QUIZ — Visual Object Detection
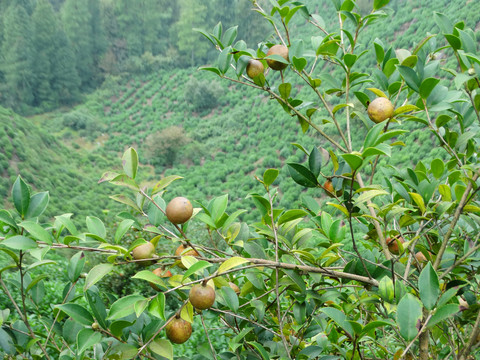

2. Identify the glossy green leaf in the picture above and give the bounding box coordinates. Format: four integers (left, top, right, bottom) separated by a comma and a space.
182, 260, 213, 281
0, 210, 17, 228
109, 194, 142, 213
284, 269, 306, 293
263, 169, 279, 187
366, 87, 388, 98
12, 176, 30, 218
427, 304, 459, 328
122, 147, 138, 179
278, 209, 308, 225
418, 262, 440, 310
398, 66, 420, 92
152, 175, 183, 195
393, 104, 419, 116
86, 217, 106, 238
149, 339, 173, 360
1, 235, 37, 250
247, 341, 269, 360
84, 264, 114, 291
287, 163, 319, 188
364, 122, 385, 148
86, 288, 108, 330
25, 192, 49, 219
19, 221, 52, 245
114, 219, 135, 244
420, 77, 440, 99
218, 46, 233, 74
56, 304, 94, 326
67, 251, 85, 282
279, 83, 292, 100
307, 147, 322, 178
355, 189, 388, 205
320, 307, 354, 337
77, 328, 102, 354
292, 56, 307, 72
149, 293, 166, 320
341, 153, 363, 171
107, 294, 145, 321
409, 192, 426, 214
373, 0, 390, 10
221, 285, 239, 312
218, 257, 249, 274
430, 159, 445, 179
396, 293, 422, 341
223, 26, 237, 47
54, 214, 78, 236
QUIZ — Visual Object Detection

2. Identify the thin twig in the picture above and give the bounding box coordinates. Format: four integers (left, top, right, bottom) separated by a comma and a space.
200, 313, 218, 360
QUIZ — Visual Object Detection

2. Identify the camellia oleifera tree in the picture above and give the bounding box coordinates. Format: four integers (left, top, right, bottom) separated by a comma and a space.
1, 0, 480, 359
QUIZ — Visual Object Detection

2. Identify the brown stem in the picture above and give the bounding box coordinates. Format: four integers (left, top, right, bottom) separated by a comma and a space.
459, 308, 480, 360
200, 313, 218, 360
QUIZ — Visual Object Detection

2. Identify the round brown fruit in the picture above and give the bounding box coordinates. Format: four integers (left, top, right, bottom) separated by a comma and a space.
166, 197, 193, 224
386, 236, 404, 255
166, 317, 192, 344
266, 44, 289, 71
189, 283, 216, 310
415, 251, 427, 263
149, 267, 172, 291
367, 97, 394, 123
132, 242, 155, 265
175, 244, 200, 269
228, 282, 240, 295
246, 59, 264, 79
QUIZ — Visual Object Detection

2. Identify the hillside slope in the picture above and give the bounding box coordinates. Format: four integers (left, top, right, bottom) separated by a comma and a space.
0, 106, 118, 222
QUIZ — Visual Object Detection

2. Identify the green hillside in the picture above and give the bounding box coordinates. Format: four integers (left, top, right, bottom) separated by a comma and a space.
0, 106, 119, 222
1, 0, 480, 222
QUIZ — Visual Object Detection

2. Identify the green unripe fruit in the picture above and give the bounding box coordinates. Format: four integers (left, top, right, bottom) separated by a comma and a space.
132, 242, 155, 265
166, 317, 192, 344
189, 283, 216, 310
166, 197, 193, 224
367, 97, 394, 123
266, 45, 289, 71
246, 59, 264, 79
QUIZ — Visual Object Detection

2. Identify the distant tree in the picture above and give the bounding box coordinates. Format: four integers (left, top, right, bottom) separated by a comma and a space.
61, 0, 95, 90
31, 0, 58, 108
144, 126, 190, 167
0, 5, 35, 110
51, 29, 81, 105
170, 0, 208, 67
88, 0, 107, 78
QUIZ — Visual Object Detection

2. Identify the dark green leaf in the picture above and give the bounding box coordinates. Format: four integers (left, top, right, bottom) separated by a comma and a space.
420, 78, 440, 99
56, 304, 94, 326
1, 235, 37, 250
396, 293, 422, 341
373, 0, 390, 10
292, 56, 307, 72
86, 288, 108, 330
308, 147, 322, 177
418, 262, 440, 310
278, 209, 307, 225
67, 251, 85, 282
218, 46, 233, 74
77, 328, 102, 354
0, 210, 16, 229
25, 192, 49, 219
279, 83, 292, 100
427, 304, 459, 328
263, 169, 279, 187
114, 219, 134, 244
84, 264, 114, 291
341, 153, 363, 171
222, 26, 237, 47
221, 286, 239, 312
86, 217, 106, 239
19, 221, 52, 245
320, 307, 354, 337
122, 147, 138, 179
12, 176, 30, 218
107, 295, 145, 321
398, 66, 420, 92
287, 163, 319, 188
